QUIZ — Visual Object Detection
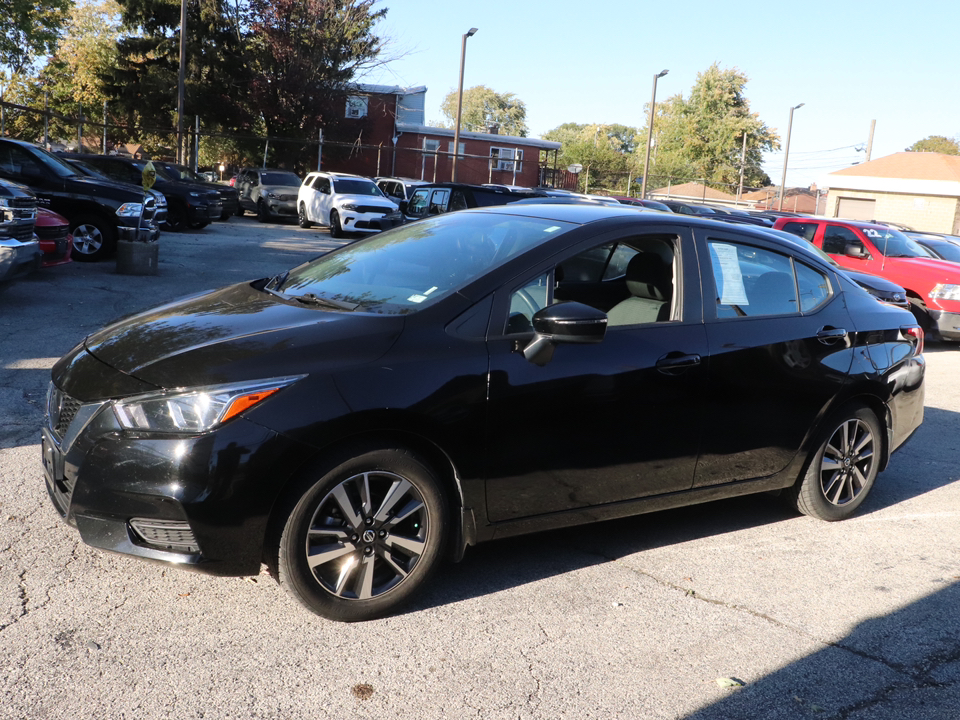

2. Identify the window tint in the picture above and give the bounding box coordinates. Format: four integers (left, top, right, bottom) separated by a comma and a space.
822, 225, 863, 255
604, 244, 638, 280
429, 189, 449, 213
709, 241, 799, 318
795, 262, 832, 312
506, 272, 551, 333
781, 222, 818, 242
333, 178, 383, 196
450, 191, 468, 211
408, 189, 429, 214
561, 244, 614, 282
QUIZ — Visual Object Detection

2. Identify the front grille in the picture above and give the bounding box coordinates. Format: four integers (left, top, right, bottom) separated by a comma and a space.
35, 224, 69, 242
129, 518, 199, 554
48, 386, 82, 439
9, 221, 35, 241
355, 206, 390, 215
8, 196, 37, 210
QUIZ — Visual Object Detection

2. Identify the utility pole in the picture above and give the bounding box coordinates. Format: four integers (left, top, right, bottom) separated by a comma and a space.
737, 132, 748, 202
865, 119, 876, 163
177, 0, 187, 164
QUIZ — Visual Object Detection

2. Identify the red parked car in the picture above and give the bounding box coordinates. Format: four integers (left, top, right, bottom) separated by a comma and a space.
774, 217, 960, 341
35, 208, 73, 267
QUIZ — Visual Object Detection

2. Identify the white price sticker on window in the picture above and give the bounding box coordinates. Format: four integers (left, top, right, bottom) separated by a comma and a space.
713, 244, 749, 306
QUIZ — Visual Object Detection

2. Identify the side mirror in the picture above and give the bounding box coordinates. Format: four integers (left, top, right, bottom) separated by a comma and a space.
845, 243, 866, 258
522, 302, 607, 366
398, 200, 408, 214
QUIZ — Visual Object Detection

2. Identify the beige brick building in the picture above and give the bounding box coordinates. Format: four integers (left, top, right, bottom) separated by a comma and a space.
822, 152, 960, 233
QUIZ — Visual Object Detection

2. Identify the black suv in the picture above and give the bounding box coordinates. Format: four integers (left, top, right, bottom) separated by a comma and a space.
151, 161, 238, 220
403, 183, 542, 221
60, 153, 223, 232
0, 139, 159, 261
0, 178, 41, 284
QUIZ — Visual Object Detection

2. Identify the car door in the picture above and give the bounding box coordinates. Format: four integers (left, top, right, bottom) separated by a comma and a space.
312, 176, 332, 223
692, 226, 854, 487
484, 224, 708, 522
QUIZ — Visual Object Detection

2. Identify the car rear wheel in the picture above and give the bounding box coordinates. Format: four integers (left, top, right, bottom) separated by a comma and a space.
69, 215, 113, 262
790, 404, 881, 521
234, 204, 245, 217
165, 204, 187, 232
277, 447, 448, 622
298, 203, 312, 229
329, 209, 342, 238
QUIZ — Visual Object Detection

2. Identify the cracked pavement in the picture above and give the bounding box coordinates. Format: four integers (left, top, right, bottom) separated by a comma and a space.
1, 217, 958, 719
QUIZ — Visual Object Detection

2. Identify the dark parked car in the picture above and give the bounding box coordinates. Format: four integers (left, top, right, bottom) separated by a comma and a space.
62, 157, 168, 229
153, 161, 239, 220
403, 182, 541, 221
0, 177, 41, 285
43, 205, 925, 622
59, 153, 222, 232
0, 139, 160, 261
909, 235, 960, 264
612, 196, 673, 212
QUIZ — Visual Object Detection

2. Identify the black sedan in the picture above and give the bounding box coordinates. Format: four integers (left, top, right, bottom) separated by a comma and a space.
42, 205, 926, 621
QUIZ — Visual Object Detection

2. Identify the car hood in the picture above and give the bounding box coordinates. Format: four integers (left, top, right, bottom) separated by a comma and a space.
261, 184, 302, 196
842, 268, 905, 294
335, 193, 398, 210
884, 256, 960, 279
78, 282, 404, 390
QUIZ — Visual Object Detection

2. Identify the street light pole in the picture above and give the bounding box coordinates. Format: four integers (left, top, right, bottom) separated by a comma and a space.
451, 27, 478, 183
177, 0, 187, 164
778, 102, 804, 211
640, 69, 668, 199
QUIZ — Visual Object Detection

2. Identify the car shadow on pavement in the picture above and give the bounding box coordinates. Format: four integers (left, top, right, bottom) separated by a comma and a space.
678, 579, 960, 720
411, 404, 960, 615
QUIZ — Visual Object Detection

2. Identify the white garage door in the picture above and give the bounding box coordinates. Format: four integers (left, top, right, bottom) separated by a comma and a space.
836, 197, 876, 221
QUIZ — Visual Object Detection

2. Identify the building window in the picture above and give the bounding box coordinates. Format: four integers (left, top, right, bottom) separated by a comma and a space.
345, 96, 368, 118
423, 138, 440, 155
491, 147, 523, 172
447, 141, 465, 158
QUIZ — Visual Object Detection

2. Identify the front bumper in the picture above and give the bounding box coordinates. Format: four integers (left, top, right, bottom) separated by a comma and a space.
342, 210, 402, 233
927, 309, 960, 341
264, 200, 297, 218
0, 238, 42, 282
42, 384, 313, 575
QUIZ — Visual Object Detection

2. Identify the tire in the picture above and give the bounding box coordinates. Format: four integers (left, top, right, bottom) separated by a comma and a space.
329, 209, 342, 238
257, 200, 269, 223
235, 203, 245, 217
298, 203, 312, 229
165, 204, 188, 232
69, 215, 114, 262
789, 404, 882, 521
908, 298, 933, 338
276, 446, 449, 622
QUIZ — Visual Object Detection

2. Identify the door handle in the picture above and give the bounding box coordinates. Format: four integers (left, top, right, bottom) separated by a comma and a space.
656, 352, 701, 375
816, 326, 847, 345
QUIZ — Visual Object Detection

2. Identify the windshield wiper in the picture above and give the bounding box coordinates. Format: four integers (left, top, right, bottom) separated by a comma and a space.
266, 270, 288, 290
289, 292, 358, 311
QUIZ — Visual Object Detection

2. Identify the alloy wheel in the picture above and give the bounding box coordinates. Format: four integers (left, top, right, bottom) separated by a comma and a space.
304, 470, 429, 600
819, 418, 876, 506
72, 224, 103, 256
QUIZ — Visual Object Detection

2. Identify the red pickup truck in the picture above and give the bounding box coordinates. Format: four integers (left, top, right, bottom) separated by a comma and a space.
774, 217, 960, 341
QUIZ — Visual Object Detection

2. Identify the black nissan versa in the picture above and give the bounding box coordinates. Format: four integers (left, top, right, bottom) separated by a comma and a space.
43, 204, 925, 621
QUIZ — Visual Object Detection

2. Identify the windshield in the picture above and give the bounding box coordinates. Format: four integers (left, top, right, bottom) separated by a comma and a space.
129, 161, 174, 181
31, 147, 81, 178
333, 178, 384, 196
261, 171, 301, 186
276, 212, 575, 314
160, 163, 199, 181
861, 227, 929, 258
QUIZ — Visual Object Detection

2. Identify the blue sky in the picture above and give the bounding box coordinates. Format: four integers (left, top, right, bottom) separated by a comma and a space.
366, 0, 959, 189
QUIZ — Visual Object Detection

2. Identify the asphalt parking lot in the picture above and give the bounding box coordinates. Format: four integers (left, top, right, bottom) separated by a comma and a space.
2, 216, 959, 719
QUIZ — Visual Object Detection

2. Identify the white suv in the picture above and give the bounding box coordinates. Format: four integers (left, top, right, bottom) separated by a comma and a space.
298, 172, 398, 237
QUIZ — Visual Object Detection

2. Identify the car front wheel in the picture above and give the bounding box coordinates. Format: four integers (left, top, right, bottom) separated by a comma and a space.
329, 209, 342, 238
298, 202, 311, 229
257, 200, 269, 223
790, 404, 881, 521
70, 215, 113, 262
277, 447, 448, 622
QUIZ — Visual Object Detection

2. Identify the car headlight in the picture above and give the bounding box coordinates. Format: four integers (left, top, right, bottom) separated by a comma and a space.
113, 375, 304, 433
189, 192, 201, 197
341, 203, 358, 211
929, 284, 960, 302
116, 203, 144, 218
155, 195, 167, 207
267, 192, 280, 200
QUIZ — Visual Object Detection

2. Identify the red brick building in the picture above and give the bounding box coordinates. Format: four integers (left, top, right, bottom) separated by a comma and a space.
324, 84, 561, 187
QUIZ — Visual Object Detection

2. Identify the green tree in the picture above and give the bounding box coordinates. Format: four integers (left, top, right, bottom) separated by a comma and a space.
641, 63, 778, 192
908, 135, 960, 154
0, 0, 72, 80
439, 85, 528, 137
542, 122, 640, 192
